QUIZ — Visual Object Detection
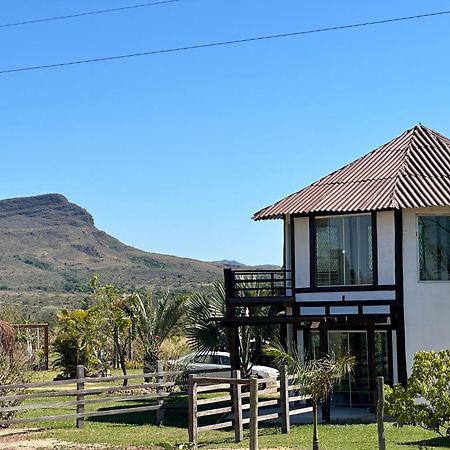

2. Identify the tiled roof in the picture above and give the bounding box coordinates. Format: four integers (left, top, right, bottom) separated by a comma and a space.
253, 124, 450, 220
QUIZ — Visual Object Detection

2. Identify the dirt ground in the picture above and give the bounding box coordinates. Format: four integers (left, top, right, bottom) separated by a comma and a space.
0, 429, 291, 450
0, 428, 162, 450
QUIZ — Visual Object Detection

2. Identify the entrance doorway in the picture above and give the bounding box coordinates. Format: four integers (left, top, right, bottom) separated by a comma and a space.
308, 329, 390, 407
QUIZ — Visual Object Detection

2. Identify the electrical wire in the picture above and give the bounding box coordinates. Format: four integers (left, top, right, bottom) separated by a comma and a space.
0, 0, 181, 29
1, 9, 449, 75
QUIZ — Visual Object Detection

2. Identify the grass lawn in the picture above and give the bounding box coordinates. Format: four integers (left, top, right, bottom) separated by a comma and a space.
13, 370, 450, 449
33, 421, 449, 449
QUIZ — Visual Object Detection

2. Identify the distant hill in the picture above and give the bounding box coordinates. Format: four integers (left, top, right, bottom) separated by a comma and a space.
0, 194, 230, 317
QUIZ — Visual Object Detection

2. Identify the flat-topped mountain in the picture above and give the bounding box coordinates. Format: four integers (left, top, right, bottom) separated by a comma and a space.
0, 194, 225, 315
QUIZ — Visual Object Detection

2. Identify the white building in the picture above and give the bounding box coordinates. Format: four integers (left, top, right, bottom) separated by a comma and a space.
223, 124, 450, 407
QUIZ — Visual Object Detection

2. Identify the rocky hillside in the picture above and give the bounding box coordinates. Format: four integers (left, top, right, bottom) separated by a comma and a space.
0, 194, 225, 316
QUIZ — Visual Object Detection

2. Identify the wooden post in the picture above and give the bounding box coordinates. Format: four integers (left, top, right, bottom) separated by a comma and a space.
367, 325, 377, 412
377, 376, 386, 450
43, 324, 49, 370
188, 374, 198, 449
232, 369, 243, 442
279, 364, 290, 433
76, 365, 85, 429
156, 360, 165, 425
249, 376, 259, 450
319, 326, 330, 423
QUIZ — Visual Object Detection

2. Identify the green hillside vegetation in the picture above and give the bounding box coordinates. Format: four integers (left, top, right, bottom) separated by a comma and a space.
0, 194, 225, 316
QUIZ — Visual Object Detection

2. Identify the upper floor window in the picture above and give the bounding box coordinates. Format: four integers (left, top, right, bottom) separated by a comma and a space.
418, 216, 450, 281
315, 214, 373, 286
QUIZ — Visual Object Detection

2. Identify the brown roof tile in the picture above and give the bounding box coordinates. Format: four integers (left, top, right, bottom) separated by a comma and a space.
253, 124, 450, 220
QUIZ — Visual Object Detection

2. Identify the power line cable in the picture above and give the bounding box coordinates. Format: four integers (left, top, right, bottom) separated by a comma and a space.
0, 0, 181, 29
1, 9, 449, 75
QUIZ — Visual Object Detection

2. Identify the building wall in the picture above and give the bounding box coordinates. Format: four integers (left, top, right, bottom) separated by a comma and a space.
377, 211, 396, 285
293, 216, 310, 288
402, 206, 450, 374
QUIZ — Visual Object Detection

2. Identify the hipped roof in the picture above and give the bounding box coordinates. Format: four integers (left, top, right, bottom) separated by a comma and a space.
253, 124, 450, 220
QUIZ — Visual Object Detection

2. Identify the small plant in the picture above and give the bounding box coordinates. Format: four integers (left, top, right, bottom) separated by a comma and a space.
0, 350, 32, 427
386, 350, 450, 437
265, 340, 354, 450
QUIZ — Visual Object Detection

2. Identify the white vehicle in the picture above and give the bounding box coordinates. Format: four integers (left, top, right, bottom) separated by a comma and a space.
173, 351, 279, 380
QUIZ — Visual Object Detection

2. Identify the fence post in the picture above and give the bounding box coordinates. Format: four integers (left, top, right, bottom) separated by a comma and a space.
188, 374, 198, 449
249, 376, 259, 450
377, 376, 386, 450
156, 360, 165, 425
279, 364, 290, 434
76, 364, 85, 429
232, 369, 243, 442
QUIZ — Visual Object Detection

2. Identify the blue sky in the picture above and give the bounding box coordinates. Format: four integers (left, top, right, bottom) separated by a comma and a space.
1, 1, 450, 265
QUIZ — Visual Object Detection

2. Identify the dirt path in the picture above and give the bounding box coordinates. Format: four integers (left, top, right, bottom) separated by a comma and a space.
0, 428, 164, 450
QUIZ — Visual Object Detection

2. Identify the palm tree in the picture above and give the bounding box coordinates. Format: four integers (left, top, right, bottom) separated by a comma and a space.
266, 340, 354, 450
134, 291, 186, 373
185, 281, 279, 378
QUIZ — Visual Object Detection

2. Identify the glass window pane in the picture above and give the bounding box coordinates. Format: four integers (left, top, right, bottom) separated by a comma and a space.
316, 214, 373, 286
418, 216, 450, 281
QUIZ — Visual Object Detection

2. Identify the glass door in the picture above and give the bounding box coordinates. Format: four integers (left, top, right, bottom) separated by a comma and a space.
328, 331, 369, 407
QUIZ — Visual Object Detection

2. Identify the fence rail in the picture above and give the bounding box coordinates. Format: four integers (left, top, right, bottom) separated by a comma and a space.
0, 364, 228, 428
224, 268, 294, 299
188, 366, 311, 449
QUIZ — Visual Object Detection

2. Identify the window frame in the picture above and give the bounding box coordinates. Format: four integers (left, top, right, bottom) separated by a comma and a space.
312, 212, 375, 288
416, 213, 450, 283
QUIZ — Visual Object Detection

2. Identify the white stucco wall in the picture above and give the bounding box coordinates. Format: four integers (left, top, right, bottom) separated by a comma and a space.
403, 206, 450, 374
294, 217, 310, 288
377, 211, 395, 285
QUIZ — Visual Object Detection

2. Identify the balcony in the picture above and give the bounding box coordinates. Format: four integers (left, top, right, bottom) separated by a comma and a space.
223, 268, 295, 307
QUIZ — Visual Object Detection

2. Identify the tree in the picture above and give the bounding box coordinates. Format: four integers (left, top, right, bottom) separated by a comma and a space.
0, 320, 16, 356
133, 291, 186, 373
185, 282, 279, 378
265, 340, 354, 450
90, 276, 137, 385
385, 350, 450, 437
52, 308, 100, 378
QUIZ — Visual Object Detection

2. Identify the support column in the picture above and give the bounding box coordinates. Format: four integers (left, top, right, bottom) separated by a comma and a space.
319, 326, 330, 423
367, 325, 377, 412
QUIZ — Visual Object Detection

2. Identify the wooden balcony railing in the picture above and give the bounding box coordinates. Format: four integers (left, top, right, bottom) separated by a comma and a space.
224, 268, 293, 299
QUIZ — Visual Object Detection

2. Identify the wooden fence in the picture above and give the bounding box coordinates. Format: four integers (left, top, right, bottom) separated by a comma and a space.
188, 366, 312, 449
0, 363, 227, 429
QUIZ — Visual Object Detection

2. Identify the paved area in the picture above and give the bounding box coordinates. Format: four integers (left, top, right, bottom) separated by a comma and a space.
290, 406, 376, 424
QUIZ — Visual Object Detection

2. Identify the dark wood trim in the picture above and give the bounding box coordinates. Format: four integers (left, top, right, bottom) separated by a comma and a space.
228, 297, 295, 307
394, 209, 408, 385
218, 315, 390, 326
372, 211, 379, 287
297, 299, 395, 308
295, 284, 396, 293
387, 329, 394, 385
367, 325, 377, 411
283, 216, 287, 270
290, 215, 296, 291
291, 208, 396, 218
309, 216, 316, 288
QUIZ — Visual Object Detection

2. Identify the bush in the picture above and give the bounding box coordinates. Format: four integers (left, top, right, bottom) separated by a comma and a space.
0, 352, 32, 427
386, 350, 450, 437
52, 309, 100, 378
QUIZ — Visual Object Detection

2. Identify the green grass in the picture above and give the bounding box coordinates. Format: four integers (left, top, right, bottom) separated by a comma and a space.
32, 421, 449, 449
15, 370, 450, 449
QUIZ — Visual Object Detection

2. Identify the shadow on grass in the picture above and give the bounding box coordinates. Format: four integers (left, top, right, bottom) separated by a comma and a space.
404, 437, 450, 448
87, 403, 189, 428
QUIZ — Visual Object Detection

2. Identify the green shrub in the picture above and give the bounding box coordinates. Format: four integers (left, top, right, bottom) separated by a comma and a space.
0, 352, 32, 427
386, 350, 450, 437
52, 309, 100, 378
